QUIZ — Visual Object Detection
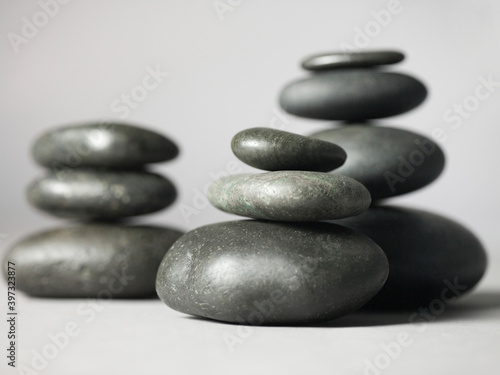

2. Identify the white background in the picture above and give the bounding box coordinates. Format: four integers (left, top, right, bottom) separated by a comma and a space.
1, 1, 499, 374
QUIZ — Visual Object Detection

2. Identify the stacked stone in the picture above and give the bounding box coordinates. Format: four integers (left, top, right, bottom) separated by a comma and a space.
156, 128, 391, 325
156, 50, 488, 325
280, 50, 487, 309
3, 123, 184, 298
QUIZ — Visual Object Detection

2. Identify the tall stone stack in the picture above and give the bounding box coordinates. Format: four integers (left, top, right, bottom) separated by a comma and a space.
156, 50, 487, 324
3, 122, 184, 298
281, 50, 487, 309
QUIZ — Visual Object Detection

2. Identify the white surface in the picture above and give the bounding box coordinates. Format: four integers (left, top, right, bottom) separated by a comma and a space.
1, 1, 500, 374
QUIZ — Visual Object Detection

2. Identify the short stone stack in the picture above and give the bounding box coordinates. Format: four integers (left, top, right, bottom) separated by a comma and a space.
281, 49, 487, 309
156, 128, 390, 325
3, 122, 184, 298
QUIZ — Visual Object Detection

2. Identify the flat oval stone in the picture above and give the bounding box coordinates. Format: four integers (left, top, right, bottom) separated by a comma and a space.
280, 70, 427, 120
302, 50, 405, 71
207, 171, 371, 221
33, 123, 179, 168
310, 126, 445, 200
335, 206, 487, 309
231, 127, 346, 172
27, 169, 176, 220
156, 220, 388, 325
3, 225, 184, 298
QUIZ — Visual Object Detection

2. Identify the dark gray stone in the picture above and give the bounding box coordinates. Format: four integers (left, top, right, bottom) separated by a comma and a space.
207, 171, 371, 221
279, 70, 427, 120
156, 220, 388, 325
231, 127, 346, 172
334, 206, 487, 309
3, 225, 184, 298
33, 123, 179, 168
310, 126, 445, 200
302, 50, 405, 71
27, 169, 176, 220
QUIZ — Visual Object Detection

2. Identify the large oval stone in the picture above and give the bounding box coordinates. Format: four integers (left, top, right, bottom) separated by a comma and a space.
33, 123, 179, 168
231, 127, 346, 172
301, 50, 404, 71
27, 169, 176, 219
335, 206, 487, 309
280, 71, 427, 120
310, 126, 445, 200
3, 225, 184, 298
156, 220, 388, 325
207, 171, 371, 221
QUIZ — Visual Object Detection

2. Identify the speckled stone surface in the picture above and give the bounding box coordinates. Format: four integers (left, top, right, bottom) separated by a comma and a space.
207, 171, 371, 221
3, 225, 184, 298
310, 126, 445, 200
279, 70, 427, 120
33, 123, 179, 168
231, 127, 346, 172
156, 220, 388, 325
27, 169, 176, 220
301, 50, 404, 71
334, 206, 487, 309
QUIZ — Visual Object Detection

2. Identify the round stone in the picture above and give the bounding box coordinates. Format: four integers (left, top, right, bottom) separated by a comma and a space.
301, 50, 405, 71
2, 225, 184, 298
334, 206, 487, 309
27, 169, 176, 220
279, 70, 427, 120
207, 171, 371, 221
32, 122, 179, 168
156, 220, 388, 325
310, 126, 445, 200
231, 127, 346, 172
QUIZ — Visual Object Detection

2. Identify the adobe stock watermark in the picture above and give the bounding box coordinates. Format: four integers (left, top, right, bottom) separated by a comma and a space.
339, 0, 403, 52
363, 277, 466, 375
384, 137, 437, 193
110, 64, 169, 119
432, 74, 500, 144
7, 0, 72, 54
17, 263, 135, 375
178, 159, 243, 224
223, 257, 319, 354
50, 63, 168, 180
213, 0, 244, 21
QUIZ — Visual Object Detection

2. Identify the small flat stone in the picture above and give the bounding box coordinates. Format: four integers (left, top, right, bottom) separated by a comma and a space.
27, 169, 176, 220
2, 225, 184, 298
156, 220, 388, 325
231, 127, 346, 172
301, 50, 404, 71
207, 171, 371, 221
335, 206, 487, 309
280, 70, 427, 120
33, 122, 179, 168
310, 126, 445, 200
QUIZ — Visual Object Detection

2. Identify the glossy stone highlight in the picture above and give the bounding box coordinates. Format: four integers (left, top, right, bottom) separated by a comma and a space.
335, 206, 487, 309
280, 70, 427, 120
3, 225, 184, 298
311, 126, 445, 200
207, 171, 371, 221
301, 50, 404, 71
231, 127, 346, 172
27, 169, 176, 220
156, 220, 388, 325
33, 123, 179, 168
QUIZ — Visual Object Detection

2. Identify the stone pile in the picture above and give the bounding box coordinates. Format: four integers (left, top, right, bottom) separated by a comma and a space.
156, 50, 487, 324
4, 123, 183, 298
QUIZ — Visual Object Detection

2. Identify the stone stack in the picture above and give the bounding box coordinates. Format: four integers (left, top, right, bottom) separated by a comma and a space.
156, 50, 487, 324
156, 127, 390, 325
3, 123, 184, 298
282, 50, 487, 309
